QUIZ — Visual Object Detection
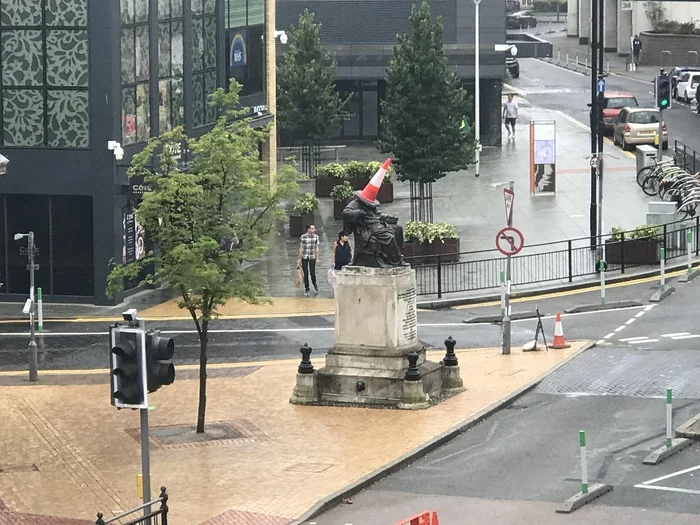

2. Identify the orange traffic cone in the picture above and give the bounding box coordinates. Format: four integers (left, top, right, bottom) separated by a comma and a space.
551, 312, 570, 349
355, 158, 391, 206
431, 511, 439, 525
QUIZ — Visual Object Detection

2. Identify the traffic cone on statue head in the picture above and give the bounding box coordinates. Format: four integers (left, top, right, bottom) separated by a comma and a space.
551, 312, 570, 349
355, 158, 391, 207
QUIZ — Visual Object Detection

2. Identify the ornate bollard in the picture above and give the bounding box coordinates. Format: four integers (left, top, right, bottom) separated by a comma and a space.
399, 351, 429, 409
443, 336, 458, 367
95, 513, 105, 525
290, 343, 319, 404
159, 486, 169, 524
404, 351, 422, 381
442, 335, 465, 395
298, 343, 315, 374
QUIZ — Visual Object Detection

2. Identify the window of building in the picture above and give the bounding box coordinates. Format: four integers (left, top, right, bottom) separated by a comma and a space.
192, 0, 218, 128
0, 0, 90, 148
225, 0, 264, 28
121, 0, 151, 145
334, 80, 379, 139
227, 25, 263, 96
158, 0, 185, 133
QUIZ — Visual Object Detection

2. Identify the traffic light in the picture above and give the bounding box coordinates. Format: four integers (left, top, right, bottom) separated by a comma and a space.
110, 326, 147, 408
656, 74, 671, 109
145, 330, 175, 393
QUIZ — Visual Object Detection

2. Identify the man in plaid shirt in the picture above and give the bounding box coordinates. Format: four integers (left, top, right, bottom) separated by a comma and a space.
298, 224, 320, 296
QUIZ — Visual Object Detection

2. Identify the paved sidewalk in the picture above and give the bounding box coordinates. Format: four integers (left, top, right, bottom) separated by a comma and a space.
0, 341, 589, 524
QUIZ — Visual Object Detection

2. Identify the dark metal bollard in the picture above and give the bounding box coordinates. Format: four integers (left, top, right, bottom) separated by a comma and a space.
405, 352, 421, 381
160, 486, 169, 524
95, 513, 105, 525
443, 336, 458, 367
298, 344, 314, 374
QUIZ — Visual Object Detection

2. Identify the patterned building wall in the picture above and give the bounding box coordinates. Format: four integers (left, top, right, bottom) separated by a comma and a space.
0, 0, 90, 148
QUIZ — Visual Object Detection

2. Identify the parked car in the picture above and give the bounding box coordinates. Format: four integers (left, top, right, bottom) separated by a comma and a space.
612, 107, 668, 151
676, 71, 700, 102
601, 91, 638, 133
506, 0, 521, 14
669, 67, 694, 98
506, 11, 537, 29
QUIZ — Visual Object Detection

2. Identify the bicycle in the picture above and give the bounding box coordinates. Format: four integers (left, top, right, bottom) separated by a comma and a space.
637, 156, 678, 188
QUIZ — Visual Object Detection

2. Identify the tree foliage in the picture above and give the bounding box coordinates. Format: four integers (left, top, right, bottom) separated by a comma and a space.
277, 10, 348, 143
107, 80, 299, 433
377, 2, 475, 185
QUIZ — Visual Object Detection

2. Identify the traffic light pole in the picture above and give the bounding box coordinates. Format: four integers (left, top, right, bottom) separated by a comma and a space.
140, 407, 152, 515
658, 107, 664, 162
589, 0, 599, 250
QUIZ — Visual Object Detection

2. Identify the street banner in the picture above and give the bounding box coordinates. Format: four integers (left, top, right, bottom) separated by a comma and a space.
529, 120, 557, 195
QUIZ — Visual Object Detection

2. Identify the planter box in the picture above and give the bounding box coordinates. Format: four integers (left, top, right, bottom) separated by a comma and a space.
605, 237, 660, 265
315, 177, 344, 198
289, 212, 315, 238
333, 199, 348, 220
348, 177, 394, 203
403, 238, 461, 266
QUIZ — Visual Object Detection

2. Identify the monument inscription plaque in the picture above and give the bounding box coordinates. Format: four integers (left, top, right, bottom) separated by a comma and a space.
397, 286, 417, 346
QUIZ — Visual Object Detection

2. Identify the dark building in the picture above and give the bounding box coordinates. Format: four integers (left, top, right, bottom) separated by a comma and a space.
0, 0, 272, 304
276, 0, 506, 145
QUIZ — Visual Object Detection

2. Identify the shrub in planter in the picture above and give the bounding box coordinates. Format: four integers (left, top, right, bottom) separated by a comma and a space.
344, 160, 394, 203
403, 221, 460, 265
315, 162, 346, 197
331, 181, 353, 220
290, 193, 319, 237
606, 224, 661, 265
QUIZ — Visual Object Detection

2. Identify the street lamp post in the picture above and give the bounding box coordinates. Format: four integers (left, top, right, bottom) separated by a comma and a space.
14, 231, 38, 381
474, 0, 481, 177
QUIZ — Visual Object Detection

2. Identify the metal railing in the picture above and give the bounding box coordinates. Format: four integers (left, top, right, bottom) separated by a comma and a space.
407, 218, 700, 298
96, 487, 168, 525
674, 140, 699, 175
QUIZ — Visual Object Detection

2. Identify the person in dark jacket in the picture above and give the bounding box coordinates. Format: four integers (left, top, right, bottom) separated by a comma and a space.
632, 34, 642, 67
331, 231, 352, 271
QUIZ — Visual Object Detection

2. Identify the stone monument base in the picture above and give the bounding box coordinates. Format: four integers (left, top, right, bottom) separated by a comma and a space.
314, 265, 463, 408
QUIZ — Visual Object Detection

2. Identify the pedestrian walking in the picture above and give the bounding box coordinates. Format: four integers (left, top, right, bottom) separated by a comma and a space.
298, 224, 319, 296
502, 94, 519, 139
632, 34, 642, 68
331, 231, 352, 271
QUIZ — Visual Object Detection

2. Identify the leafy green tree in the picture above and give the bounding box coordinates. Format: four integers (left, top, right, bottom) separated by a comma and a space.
377, 2, 475, 222
277, 9, 348, 175
107, 80, 299, 433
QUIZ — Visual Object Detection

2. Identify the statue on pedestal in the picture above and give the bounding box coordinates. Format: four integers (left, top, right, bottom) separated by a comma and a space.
342, 159, 409, 268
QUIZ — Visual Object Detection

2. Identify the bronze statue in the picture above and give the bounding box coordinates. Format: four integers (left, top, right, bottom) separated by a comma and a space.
342, 159, 408, 268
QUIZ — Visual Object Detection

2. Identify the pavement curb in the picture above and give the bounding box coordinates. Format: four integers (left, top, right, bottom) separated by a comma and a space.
564, 300, 643, 313
462, 310, 539, 324
676, 413, 700, 439
649, 286, 675, 303
417, 260, 700, 310
555, 483, 613, 513
289, 340, 597, 525
642, 438, 692, 465
678, 269, 700, 283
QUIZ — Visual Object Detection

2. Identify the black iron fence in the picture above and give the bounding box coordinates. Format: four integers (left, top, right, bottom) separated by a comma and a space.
674, 139, 700, 174
408, 218, 700, 298
96, 487, 168, 525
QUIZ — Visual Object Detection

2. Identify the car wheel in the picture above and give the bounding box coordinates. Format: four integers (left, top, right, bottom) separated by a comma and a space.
686, 90, 690, 103
662, 141, 669, 151
621, 136, 632, 151
613, 132, 619, 146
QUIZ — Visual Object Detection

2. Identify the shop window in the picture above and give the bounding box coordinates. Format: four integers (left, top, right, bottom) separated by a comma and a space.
362, 89, 378, 137
0, 0, 90, 148
227, 25, 263, 97
121, 0, 151, 144
193, 3, 219, 128
158, 0, 185, 133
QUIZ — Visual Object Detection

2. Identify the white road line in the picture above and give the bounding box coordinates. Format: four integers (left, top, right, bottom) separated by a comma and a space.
625, 318, 636, 325
635, 311, 646, 318
640, 464, 700, 485
596, 339, 605, 345
620, 336, 652, 341
626, 339, 659, 344
662, 332, 691, 337
634, 484, 700, 496
603, 333, 615, 339
645, 304, 657, 311
535, 59, 586, 76
671, 334, 700, 340
614, 326, 626, 332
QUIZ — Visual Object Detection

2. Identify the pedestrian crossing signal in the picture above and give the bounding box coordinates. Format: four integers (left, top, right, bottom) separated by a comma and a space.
656, 74, 671, 109
459, 115, 470, 134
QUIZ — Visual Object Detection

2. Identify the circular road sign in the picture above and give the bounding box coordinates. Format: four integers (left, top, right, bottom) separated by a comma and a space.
495, 227, 525, 256
590, 156, 599, 169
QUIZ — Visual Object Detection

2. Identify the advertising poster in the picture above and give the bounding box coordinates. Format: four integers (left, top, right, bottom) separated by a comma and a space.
229, 29, 247, 68
529, 121, 557, 194
122, 205, 136, 264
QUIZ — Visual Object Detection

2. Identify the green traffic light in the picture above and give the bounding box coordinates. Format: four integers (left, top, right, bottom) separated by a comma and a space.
661, 99, 669, 107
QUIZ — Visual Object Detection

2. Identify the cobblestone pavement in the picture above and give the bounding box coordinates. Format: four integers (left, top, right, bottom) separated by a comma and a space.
0, 342, 587, 524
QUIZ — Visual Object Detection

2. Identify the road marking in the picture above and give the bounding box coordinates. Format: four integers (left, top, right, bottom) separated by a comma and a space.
670, 334, 700, 340
614, 326, 626, 332
620, 336, 652, 341
625, 339, 659, 344
635, 311, 646, 318
625, 318, 636, 325
640, 464, 700, 485
634, 484, 700, 496
603, 332, 615, 339
661, 332, 690, 337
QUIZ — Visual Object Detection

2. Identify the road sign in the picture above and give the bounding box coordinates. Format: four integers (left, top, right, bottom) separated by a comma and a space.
503, 188, 514, 225
590, 156, 599, 169
597, 78, 606, 93
495, 227, 524, 256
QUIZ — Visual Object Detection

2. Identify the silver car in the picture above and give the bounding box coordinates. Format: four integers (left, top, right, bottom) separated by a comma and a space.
612, 107, 668, 151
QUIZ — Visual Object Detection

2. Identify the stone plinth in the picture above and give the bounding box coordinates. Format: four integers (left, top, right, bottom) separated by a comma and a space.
317, 266, 453, 407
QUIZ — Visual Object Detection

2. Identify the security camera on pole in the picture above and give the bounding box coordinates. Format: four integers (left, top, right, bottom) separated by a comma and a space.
109, 309, 175, 516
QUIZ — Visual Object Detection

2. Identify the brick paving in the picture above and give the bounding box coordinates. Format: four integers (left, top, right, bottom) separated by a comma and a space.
0, 511, 91, 525
0, 343, 588, 524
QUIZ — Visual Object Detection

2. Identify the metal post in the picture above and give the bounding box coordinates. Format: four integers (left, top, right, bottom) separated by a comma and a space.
599, 259, 606, 304
589, 0, 599, 250
140, 408, 152, 515
658, 107, 664, 162
474, 0, 481, 177
37, 287, 43, 332
28, 232, 38, 382
686, 229, 692, 273
580, 430, 588, 494
660, 247, 666, 292
566, 52, 569, 66
502, 180, 515, 356
500, 269, 505, 316
666, 388, 673, 449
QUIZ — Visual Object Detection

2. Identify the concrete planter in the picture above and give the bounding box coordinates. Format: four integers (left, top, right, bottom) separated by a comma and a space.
315, 177, 344, 198
289, 212, 315, 238
639, 32, 700, 66
403, 238, 461, 266
605, 238, 660, 265
332, 199, 348, 220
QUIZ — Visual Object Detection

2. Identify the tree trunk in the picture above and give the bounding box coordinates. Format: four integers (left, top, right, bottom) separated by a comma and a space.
409, 181, 434, 222
196, 319, 209, 433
